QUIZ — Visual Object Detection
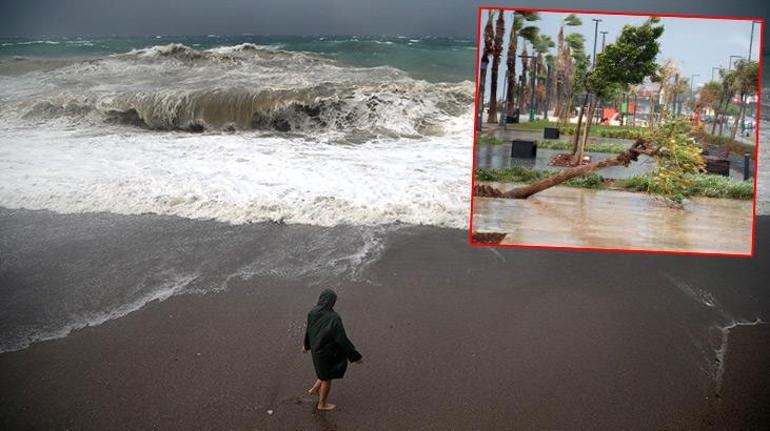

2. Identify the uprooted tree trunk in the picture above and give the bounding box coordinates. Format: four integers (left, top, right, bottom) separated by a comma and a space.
474, 139, 655, 199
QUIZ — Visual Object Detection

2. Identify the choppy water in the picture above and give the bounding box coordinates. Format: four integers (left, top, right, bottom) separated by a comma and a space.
0, 36, 476, 228
0, 35, 477, 352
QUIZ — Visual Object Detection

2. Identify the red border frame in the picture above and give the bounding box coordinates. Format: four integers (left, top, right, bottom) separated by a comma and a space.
468, 6, 764, 258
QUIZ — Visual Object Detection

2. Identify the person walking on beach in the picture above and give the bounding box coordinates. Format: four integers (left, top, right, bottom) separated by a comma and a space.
303, 289, 363, 411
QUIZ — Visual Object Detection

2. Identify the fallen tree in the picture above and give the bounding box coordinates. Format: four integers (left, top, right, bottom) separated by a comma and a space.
475, 120, 705, 202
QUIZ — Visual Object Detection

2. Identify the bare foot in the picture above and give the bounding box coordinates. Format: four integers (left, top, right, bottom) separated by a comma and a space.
316, 403, 336, 411
308, 387, 319, 396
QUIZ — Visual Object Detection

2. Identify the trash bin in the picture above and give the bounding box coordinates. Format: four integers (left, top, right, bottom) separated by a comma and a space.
543, 127, 560, 139
511, 140, 537, 158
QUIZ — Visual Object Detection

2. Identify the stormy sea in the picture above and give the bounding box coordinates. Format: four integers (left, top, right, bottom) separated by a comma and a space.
0, 37, 768, 429
0, 35, 477, 351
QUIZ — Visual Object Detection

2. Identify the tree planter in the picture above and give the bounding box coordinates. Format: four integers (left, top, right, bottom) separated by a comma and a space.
511, 140, 537, 158
543, 127, 560, 139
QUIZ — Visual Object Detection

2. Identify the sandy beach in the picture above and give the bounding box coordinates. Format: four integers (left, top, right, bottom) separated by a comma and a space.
1, 209, 769, 430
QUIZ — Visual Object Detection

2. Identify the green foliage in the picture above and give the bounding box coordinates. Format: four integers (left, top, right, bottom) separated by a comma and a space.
565, 33, 589, 89
732, 59, 759, 95
588, 19, 664, 99
536, 140, 628, 154
475, 166, 550, 183
517, 11, 541, 22
475, 166, 751, 200
534, 34, 555, 54
519, 26, 540, 44
477, 135, 504, 145
618, 175, 753, 200
563, 14, 582, 26
474, 166, 604, 189
687, 175, 754, 200
644, 120, 706, 203
508, 120, 646, 140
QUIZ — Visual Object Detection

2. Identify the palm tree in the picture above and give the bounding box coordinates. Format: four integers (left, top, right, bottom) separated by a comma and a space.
533, 35, 555, 116
478, 10, 496, 124
504, 11, 540, 119
555, 14, 582, 119
560, 32, 587, 125
517, 26, 540, 113
487, 10, 506, 123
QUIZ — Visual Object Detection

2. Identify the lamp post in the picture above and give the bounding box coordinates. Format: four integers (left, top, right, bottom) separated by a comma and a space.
519, 53, 538, 122
600, 31, 608, 52
728, 55, 743, 71
477, 55, 490, 131
711, 66, 722, 82
591, 19, 602, 69
748, 21, 761, 62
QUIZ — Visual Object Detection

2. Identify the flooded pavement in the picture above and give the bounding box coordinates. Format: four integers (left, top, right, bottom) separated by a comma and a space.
472, 183, 754, 255
475, 143, 655, 179
477, 126, 755, 181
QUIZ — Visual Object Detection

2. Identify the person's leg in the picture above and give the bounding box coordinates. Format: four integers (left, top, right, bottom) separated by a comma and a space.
317, 380, 335, 410
308, 379, 322, 395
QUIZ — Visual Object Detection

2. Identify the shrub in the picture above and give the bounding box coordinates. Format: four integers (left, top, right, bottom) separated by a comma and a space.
477, 135, 504, 145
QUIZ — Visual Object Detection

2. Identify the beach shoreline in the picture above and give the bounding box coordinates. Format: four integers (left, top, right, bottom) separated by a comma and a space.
1, 210, 769, 429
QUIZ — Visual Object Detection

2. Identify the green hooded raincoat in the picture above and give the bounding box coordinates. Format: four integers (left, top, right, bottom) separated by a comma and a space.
304, 289, 362, 380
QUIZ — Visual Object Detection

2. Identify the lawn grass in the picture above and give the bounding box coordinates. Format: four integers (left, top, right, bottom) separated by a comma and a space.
474, 166, 604, 189
504, 120, 645, 140
477, 135, 504, 145
618, 174, 754, 200
535, 140, 627, 154
476, 135, 628, 154
475, 166, 753, 200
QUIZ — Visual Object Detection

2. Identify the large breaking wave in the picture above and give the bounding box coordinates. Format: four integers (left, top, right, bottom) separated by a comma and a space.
2, 43, 473, 138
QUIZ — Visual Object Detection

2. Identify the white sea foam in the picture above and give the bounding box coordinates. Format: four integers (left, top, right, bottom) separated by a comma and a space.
0, 271, 198, 353
0, 44, 474, 228
0, 123, 472, 228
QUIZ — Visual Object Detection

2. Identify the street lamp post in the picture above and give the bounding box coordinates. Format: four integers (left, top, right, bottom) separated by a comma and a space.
711, 66, 722, 82
543, 63, 553, 121
591, 19, 603, 69
728, 55, 743, 71
600, 31, 608, 52
748, 21, 761, 62
589, 19, 602, 124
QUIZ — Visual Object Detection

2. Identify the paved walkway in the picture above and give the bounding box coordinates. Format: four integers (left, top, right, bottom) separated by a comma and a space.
472, 183, 754, 254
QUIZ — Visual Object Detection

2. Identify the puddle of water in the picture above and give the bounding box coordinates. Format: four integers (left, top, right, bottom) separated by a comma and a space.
472, 183, 753, 254
475, 144, 654, 179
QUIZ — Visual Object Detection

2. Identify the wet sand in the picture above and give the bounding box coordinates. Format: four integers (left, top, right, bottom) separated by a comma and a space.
473, 183, 754, 254
1, 211, 769, 430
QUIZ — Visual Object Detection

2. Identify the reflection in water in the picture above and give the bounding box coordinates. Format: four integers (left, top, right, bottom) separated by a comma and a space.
475, 143, 654, 179
472, 183, 753, 254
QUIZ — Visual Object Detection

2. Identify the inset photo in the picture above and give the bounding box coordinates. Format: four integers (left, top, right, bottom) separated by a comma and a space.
470, 7, 763, 256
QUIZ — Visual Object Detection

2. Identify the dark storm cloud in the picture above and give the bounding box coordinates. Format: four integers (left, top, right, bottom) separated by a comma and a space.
0, 0, 768, 48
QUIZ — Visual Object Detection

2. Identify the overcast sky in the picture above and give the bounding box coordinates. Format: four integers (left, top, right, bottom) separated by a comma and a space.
1, 0, 768, 49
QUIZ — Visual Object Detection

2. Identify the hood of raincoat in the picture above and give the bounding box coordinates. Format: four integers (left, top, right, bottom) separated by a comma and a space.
316, 289, 337, 310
